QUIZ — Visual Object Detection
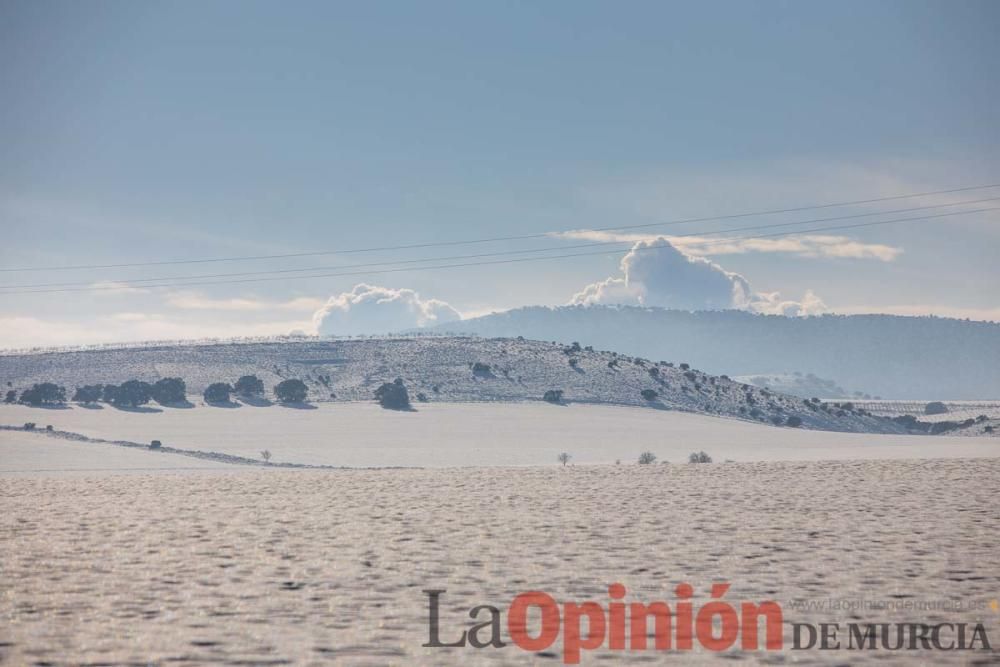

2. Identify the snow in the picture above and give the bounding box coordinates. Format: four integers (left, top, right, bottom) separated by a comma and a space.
3, 459, 999, 664
0, 428, 232, 476
1, 402, 995, 470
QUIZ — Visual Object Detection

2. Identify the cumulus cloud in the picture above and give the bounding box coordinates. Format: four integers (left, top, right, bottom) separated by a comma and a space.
571, 238, 751, 310
749, 289, 827, 317
312, 284, 462, 336
570, 237, 825, 317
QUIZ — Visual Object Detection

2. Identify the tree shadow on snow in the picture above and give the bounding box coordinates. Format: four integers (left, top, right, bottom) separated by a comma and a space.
204, 400, 241, 409
77, 403, 104, 410
111, 405, 163, 414
238, 396, 273, 407
277, 401, 317, 410
160, 400, 195, 409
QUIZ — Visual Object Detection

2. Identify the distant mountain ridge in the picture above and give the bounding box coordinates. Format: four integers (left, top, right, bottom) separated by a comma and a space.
432, 307, 1000, 400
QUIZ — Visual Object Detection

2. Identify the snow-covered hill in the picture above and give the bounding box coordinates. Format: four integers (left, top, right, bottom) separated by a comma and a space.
0, 336, 909, 434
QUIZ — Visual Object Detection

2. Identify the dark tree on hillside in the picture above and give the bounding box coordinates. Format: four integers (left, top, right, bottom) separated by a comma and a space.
72, 385, 103, 404
152, 378, 186, 405
19, 383, 66, 406
4, 390, 16, 404
641, 389, 659, 401
234, 375, 265, 398
108, 380, 152, 408
274, 379, 308, 403
204, 382, 233, 404
543, 389, 564, 404
375, 378, 411, 410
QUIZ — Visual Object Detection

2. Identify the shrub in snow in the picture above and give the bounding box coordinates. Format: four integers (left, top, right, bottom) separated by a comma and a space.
638, 451, 657, 465
150, 440, 162, 450
24, 422, 36, 430
679, 363, 690, 371
204, 382, 233, 404
4, 390, 16, 403
689, 451, 712, 463
415, 392, 429, 403
152, 377, 186, 405
924, 401, 948, 415
234, 375, 265, 398
786, 416, 802, 428
543, 389, 564, 404
275, 379, 308, 403
472, 362, 493, 377
375, 378, 411, 410
640, 389, 658, 401
929, 421, 960, 435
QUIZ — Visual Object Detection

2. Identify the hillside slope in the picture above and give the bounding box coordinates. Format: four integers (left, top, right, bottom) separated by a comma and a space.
433, 307, 1000, 399
0, 337, 904, 434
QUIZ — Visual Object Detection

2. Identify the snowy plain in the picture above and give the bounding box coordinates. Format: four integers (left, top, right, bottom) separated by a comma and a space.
3, 459, 998, 665
1, 401, 996, 471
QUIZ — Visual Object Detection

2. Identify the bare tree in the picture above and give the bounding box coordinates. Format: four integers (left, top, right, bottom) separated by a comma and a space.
557, 452, 571, 466
260, 449, 272, 463
638, 451, 657, 465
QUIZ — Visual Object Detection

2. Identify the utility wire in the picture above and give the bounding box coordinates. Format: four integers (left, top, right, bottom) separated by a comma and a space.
4, 205, 997, 295
2, 195, 998, 290
1, 182, 998, 273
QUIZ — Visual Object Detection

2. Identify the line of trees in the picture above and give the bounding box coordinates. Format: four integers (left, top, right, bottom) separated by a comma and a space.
7, 374, 312, 408
202, 376, 307, 404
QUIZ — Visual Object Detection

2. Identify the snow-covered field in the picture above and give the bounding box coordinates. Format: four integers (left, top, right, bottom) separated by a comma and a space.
2, 402, 997, 470
0, 428, 232, 476
2, 459, 998, 665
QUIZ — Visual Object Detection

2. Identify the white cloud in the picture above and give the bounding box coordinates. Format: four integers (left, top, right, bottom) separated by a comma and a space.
89, 281, 149, 295
570, 238, 752, 310
551, 229, 902, 261
312, 284, 462, 336
0, 315, 314, 349
570, 237, 825, 317
749, 289, 827, 317
166, 291, 324, 312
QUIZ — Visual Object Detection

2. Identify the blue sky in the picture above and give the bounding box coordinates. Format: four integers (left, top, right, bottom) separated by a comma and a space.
1, 0, 998, 346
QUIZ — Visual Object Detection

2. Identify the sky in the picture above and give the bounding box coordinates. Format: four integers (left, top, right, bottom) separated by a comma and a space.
1, 0, 998, 347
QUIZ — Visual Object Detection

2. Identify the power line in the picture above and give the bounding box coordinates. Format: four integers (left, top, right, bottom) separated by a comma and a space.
3, 195, 998, 290
4, 205, 997, 295
2, 181, 999, 273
